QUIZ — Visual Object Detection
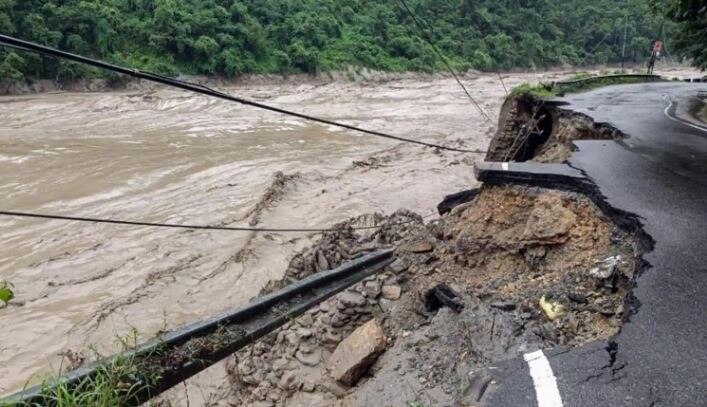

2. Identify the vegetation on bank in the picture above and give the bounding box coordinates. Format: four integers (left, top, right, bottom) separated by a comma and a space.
0, 0, 671, 82
652, 0, 707, 69
2, 332, 157, 407
510, 72, 668, 99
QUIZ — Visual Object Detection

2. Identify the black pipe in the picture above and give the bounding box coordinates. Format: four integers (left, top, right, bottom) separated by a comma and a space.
2, 249, 395, 406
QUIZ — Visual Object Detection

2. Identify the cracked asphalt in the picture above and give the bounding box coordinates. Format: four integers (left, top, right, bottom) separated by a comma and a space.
484, 82, 707, 407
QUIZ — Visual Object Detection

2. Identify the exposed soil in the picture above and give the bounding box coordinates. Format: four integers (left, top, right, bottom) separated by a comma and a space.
486, 97, 622, 163
186, 184, 641, 406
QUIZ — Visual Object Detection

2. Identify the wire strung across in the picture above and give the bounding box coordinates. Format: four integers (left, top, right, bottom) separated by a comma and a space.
0, 210, 434, 234
0, 34, 486, 155
395, 0, 494, 123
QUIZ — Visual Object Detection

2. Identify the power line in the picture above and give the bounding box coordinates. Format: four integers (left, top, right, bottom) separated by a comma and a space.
0, 210, 432, 234
395, 0, 493, 123
0, 34, 486, 155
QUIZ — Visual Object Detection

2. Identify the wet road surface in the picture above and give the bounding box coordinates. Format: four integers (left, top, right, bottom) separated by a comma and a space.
486, 82, 707, 406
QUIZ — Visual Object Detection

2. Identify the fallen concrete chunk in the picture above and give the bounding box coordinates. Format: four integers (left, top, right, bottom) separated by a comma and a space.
381, 285, 402, 300
327, 319, 387, 386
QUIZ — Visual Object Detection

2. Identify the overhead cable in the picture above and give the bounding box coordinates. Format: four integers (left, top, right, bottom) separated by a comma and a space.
0, 34, 485, 154
0, 210, 430, 234
395, 0, 494, 123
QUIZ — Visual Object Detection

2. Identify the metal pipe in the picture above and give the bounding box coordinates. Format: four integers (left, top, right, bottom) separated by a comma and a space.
3, 249, 395, 406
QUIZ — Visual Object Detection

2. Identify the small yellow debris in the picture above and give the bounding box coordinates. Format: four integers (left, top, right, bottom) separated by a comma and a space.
539, 295, 565, 320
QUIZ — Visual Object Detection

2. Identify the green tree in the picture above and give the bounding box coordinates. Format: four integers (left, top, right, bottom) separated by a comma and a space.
653, 0, 706, 69
0, 0, 678, 82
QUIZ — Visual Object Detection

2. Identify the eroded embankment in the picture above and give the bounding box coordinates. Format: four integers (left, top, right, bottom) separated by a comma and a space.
486, 96, 623, 163
167, 95, 661, 407
198, 181, 646, 406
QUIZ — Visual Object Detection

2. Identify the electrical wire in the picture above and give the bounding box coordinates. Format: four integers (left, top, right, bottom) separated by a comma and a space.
0, 34, 486, 154
0, 210, 433, 234
395, 0, 493, 123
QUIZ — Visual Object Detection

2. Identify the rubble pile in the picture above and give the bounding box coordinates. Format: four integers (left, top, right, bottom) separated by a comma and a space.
222, 185, 641, 406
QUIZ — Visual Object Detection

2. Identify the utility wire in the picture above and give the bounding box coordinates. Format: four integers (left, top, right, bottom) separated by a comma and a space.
0, 210, 432, 234
0, 34, 485, 154
395, 0, 493, 123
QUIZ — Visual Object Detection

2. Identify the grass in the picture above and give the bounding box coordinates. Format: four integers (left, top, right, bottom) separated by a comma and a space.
510, 72, 665, 100
509, 82, 555, 98
0, 281, 14, 306
2, 330, 160, 407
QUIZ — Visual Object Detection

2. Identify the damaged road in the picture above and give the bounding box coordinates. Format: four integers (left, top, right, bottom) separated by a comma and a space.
481, 82, 707, 406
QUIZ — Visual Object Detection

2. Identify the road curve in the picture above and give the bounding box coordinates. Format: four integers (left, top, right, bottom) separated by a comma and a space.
485, 82, 707, 407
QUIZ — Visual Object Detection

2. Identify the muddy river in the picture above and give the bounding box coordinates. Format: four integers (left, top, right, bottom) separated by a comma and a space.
0, 67, 697, 399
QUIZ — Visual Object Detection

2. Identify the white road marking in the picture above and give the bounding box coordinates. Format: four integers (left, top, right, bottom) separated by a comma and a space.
502, 162, 509, 171
663, 95, 707, 133
524, 350, 564, 407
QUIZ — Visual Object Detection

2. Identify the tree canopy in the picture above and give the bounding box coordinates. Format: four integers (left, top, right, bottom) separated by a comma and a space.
653, 0, 706, 69
0, 0, 671, 82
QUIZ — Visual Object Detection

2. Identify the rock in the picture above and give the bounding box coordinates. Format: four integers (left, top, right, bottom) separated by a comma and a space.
272, 358, 289, 373
330, 314, 347, 328
317, 251, 330, 271
381, 285, 402, 300
327, 319, 387, 386
388, 258, 409, 273
252, 384, 271, 401
285, 332, 300, 347
523, 194, 576, 242
319, 302, 331, 313
490, 301, 516, 311
296, 348, 322, 367
338, 291, 367, 308
243, 373, 262, 385
301, 381, 315, 392
297, 328, 313, 339
322, 331, 343, 346
363, 280, 382, 298
408, 241, 434, 253
589, 255, 621, 279
567, 292, 588, 304
318, 314, 331, 326
298, 314, 314, 328
450, 201, 476, 217
267, 388, 282, 402
238, 361, 255, 376
278, 371, 299, 391
265, 372, 279, 387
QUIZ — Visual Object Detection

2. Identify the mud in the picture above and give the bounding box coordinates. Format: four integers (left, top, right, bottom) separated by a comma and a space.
162, 184, 641, 406
486, 97, 622, 163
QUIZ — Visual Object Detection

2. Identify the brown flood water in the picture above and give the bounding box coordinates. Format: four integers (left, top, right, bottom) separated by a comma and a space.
0, 67, 698, 398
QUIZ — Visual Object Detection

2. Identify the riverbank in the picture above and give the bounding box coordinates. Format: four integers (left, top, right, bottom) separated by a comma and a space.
0, 62, 688, 96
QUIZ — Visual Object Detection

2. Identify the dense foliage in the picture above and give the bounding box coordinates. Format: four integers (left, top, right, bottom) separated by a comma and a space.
653, 0, 706, 69
0, 0, 668, 82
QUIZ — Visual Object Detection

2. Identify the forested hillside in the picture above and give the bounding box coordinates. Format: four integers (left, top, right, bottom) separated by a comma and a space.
0, 0, 668, 82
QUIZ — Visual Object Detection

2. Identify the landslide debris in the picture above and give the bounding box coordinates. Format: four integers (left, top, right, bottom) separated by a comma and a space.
486, 96, 621, 163
213, 184, 640, 406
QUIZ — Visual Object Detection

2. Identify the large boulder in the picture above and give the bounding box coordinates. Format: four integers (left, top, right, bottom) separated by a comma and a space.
327, 319, 387, 386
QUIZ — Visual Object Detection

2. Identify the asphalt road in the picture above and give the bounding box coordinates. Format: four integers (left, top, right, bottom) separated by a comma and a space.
483, 82, 707, 407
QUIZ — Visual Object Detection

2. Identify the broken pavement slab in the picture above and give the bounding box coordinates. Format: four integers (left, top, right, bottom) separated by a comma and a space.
327, 319, 387, 386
